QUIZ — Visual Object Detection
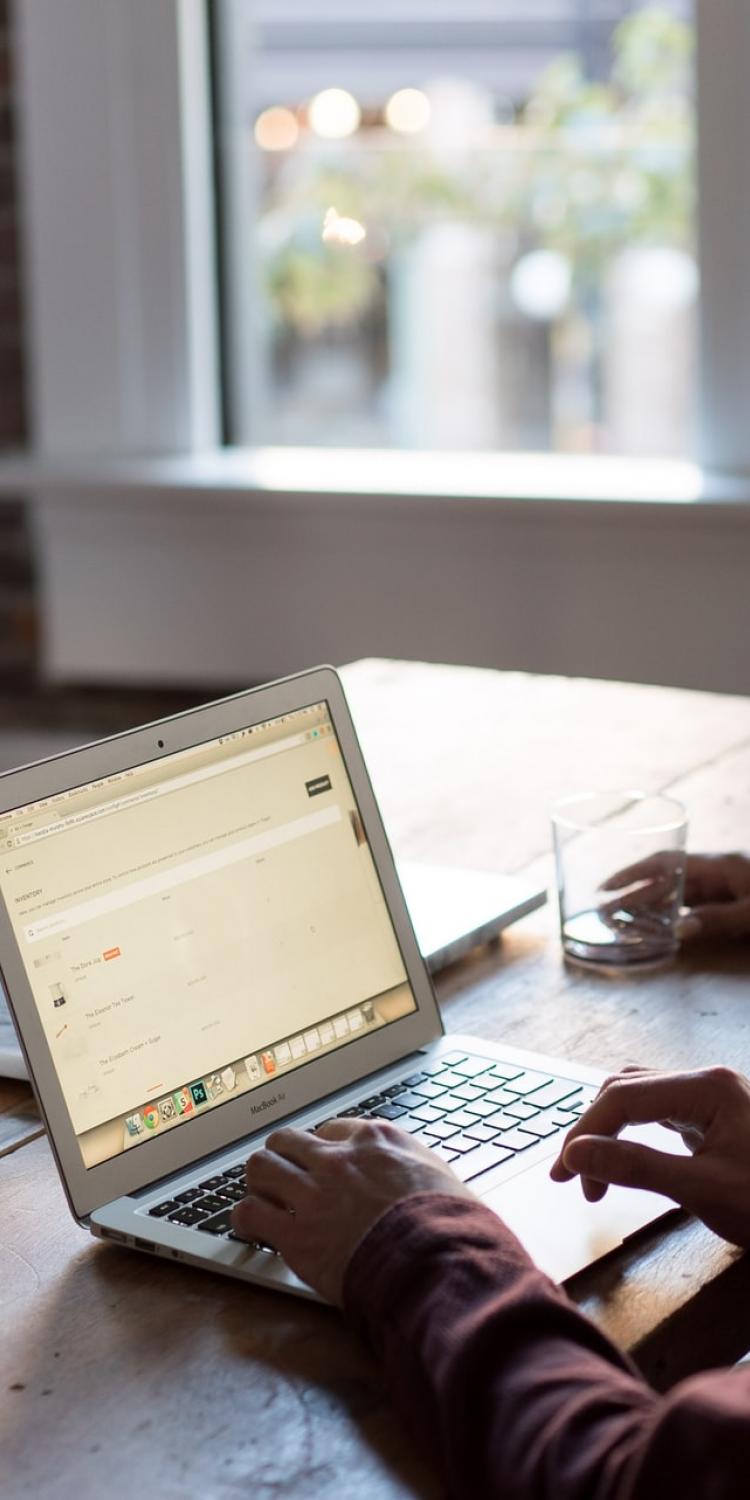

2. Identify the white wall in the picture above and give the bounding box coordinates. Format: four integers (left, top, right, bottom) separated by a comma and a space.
33, 486, 750, 694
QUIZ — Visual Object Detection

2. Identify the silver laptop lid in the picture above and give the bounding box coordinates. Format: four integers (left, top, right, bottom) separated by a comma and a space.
0, 667, 441, 1219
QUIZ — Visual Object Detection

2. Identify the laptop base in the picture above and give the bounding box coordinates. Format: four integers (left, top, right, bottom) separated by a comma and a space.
91, 1036, 683, 1302
397, 862, 547, 973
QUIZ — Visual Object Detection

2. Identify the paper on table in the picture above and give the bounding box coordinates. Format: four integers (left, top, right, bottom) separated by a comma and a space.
0, 984, 27, 1080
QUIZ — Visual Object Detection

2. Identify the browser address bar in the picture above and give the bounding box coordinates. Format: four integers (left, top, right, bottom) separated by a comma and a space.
16, 731, 311, 847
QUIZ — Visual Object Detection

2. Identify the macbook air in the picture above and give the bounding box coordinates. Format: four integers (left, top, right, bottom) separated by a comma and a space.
0, 666, 681, 1299
397, 860, 545, 972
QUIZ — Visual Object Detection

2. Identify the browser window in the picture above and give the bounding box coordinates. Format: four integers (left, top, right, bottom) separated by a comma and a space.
0, 703, 416, 1167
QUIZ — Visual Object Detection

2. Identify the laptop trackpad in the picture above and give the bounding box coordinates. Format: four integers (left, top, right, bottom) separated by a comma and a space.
479, 1126, 683, 1283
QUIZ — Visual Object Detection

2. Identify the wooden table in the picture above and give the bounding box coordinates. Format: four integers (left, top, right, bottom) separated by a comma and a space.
3, 659, 750, 1498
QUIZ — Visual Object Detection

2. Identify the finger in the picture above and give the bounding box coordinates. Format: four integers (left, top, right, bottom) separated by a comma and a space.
600, 853, 677, 891
680, 898, 750, 942
599, 877, 671, 914
675, 914, 703, 941
581, 1175, 609, 1203
552, 1066, 651, 1176
232, 1192, 293, 1253
680, 855, 744, 906
597, 889, 673, 932
263, 1126, 332, 1168
596, 1065, 651, 1095
591, 1107, 702, 1142
562, 1133, 699, 1205
601, 854, 716, 905
245, 1147, 309, 1208
314, 1118, 371, 1143
571, 1072, 714, 1138
575, 1065, 652, 1198
550, 1071, 715, 1181
551, 1156, 613, 1196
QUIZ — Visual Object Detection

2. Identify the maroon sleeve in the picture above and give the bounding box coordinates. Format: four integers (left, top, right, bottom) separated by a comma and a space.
343, 1193, 750, 1500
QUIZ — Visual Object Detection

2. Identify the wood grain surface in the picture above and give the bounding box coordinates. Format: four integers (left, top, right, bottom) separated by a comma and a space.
2, 659, 750, 1498
0, 1080, 41, 1159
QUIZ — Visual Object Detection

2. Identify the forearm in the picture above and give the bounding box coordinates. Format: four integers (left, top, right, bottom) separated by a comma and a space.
344, 1195, 750, 1500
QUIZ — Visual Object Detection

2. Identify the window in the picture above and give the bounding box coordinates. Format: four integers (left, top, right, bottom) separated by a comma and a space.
12, 1, 750, 693
217, 1, 696, 458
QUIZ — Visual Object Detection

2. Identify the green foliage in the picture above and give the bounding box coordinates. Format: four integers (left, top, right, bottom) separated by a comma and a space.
512, 7, 695, 286
613, 7, 694, 96
266, 242, 379, 336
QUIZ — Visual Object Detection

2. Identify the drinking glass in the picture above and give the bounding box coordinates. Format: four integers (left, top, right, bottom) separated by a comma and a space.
551, 791, 688, 972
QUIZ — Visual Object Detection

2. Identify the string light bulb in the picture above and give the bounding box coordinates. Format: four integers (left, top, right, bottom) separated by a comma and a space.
309, 88, 361, 140
254, 106, 299, 151
384, 88, 431, 135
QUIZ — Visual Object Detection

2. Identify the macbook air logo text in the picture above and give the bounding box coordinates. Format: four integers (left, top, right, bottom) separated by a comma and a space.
249, 1092, 286, 1116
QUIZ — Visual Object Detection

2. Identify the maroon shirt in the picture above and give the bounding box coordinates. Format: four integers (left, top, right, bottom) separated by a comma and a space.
344, 1194, 750, 1499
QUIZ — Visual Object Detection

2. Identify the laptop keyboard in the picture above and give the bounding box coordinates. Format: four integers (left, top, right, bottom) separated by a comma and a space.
144, 1051, 596, 1249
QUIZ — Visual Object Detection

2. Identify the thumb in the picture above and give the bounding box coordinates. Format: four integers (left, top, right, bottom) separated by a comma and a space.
681, 899, 750, 942
563, 1134, 698, 1205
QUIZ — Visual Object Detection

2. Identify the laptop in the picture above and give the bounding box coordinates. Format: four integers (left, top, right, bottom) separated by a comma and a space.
0, 666, 681, 1300
397, 860, 546, 972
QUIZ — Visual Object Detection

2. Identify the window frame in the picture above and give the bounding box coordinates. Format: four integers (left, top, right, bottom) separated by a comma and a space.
14, 0, 220, 456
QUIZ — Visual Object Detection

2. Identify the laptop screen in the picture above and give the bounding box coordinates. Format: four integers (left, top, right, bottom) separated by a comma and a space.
0, 702, 417, 1168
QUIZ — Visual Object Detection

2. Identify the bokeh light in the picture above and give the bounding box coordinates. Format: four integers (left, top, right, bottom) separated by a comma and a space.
384, 88, 431, 135
510, 250, 573, 322
254, 106, 299, 152
308, 88, 361, 140
322, 207, 367, 248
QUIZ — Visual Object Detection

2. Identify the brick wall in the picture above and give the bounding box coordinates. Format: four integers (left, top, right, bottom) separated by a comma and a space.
0, 0, 35, 683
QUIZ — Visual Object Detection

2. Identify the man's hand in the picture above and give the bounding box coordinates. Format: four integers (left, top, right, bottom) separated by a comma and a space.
550, 1066, 750, 1247
601, 852, 750, 943
232, 1118, 473, 1303
677, 853, 750, 940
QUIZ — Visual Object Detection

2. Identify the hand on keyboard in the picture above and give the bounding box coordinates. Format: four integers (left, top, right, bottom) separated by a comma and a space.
149, 1054, 590, 1252
232, 1119, 475, 1304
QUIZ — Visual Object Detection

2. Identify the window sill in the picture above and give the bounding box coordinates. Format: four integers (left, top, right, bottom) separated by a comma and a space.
16, 444, 750, 693
0, 447, 749, 513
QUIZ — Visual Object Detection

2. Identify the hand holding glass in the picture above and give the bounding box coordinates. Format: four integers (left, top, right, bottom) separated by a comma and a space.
551, 792, 688, 971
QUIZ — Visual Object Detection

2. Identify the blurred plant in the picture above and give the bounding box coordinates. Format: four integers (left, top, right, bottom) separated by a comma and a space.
514, 8, 694, 290
266, 241, 377, 335
257, 154, 479, 335
256, 6, 694, 335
